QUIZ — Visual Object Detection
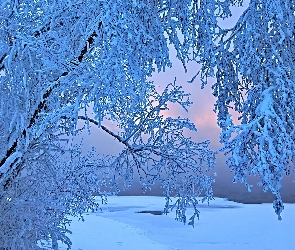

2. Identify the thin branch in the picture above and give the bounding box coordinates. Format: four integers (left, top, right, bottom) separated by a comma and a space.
77, 116, 133, 150
215, 7, 250, 52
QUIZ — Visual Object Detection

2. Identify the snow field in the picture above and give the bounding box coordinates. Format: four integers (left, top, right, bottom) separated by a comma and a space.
57, 196, 294, 250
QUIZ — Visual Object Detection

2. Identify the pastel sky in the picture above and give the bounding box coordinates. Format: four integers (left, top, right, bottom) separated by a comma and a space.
81, 1, 294, 204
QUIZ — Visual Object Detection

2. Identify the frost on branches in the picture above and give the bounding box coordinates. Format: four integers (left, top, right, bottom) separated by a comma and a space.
0, 1, 216, 249
191, 0, 295, 219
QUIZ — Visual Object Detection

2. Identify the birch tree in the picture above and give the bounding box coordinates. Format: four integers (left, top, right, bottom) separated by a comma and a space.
0, 1, 216, 249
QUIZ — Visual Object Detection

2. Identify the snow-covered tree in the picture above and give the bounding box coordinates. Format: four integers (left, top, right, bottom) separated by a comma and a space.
2, 0, 291, 248
0, 1, 216, 249
189, 0, 294, 219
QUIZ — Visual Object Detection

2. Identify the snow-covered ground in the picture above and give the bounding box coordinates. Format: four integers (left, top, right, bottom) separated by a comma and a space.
53, 196, 294, 250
